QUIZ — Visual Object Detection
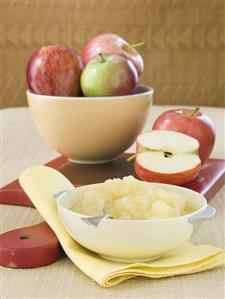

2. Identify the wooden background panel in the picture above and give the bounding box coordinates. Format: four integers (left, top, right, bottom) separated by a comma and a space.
1, 0, 225, 108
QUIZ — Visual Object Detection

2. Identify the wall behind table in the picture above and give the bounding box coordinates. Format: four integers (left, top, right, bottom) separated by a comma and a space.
1, 0, 224, 108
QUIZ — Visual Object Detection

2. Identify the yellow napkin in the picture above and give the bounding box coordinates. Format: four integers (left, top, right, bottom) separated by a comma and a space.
19, 165, 225, 288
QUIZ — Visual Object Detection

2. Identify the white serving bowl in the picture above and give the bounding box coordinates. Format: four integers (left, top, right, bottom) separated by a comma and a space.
56, 183, 215, 263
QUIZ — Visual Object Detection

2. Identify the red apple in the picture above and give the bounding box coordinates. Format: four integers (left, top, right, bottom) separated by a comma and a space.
81, 33, 144, 77
135, 130, 201, 185
26, 44, 83, 96
81, 53, 138, 97
152, 107, 216, 164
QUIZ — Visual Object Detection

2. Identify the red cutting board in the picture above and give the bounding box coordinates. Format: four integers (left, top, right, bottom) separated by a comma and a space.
0, 154, 225, 268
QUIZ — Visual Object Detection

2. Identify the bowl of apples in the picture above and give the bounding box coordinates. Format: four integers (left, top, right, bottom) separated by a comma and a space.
26, 34, 153, 164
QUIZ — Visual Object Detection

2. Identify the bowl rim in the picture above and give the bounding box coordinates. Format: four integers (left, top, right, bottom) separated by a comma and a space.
26, 85, 154, 101
56, 182, 208, 223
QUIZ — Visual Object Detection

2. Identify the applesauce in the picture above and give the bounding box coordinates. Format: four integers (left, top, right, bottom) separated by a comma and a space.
71, 176, 195, 220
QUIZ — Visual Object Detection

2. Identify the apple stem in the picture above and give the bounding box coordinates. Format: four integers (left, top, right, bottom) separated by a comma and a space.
98, 53, 106, 63
126, 154, 137, 162
124, 42, 145, 51
190, 106, 200, 116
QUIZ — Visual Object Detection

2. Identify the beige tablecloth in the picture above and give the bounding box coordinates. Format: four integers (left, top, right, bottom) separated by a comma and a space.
1, 106, 225, 299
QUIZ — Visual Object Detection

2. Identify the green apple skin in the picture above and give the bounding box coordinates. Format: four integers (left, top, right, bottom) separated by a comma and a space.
80, 54, 138, 97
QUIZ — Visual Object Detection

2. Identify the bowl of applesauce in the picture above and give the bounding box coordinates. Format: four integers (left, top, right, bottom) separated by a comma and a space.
56, 176, 215, 263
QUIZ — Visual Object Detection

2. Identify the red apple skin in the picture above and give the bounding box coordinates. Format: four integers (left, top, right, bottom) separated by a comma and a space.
135, 160, 201, 185
81, 33, 144, 76
152, 108, 216, 164
27, 44, 83, 96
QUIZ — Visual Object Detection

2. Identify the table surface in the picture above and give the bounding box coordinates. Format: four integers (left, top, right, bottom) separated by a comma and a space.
1, 106, 225, 299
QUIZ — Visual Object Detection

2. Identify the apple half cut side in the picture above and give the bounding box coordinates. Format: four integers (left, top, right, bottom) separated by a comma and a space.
135, 130, 201, 185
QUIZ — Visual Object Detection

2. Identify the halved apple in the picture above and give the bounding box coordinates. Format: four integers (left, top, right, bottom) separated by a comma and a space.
135, 130, 201, 185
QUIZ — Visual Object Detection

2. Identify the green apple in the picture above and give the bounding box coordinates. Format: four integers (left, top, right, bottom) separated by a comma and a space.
80, 53, 138, 97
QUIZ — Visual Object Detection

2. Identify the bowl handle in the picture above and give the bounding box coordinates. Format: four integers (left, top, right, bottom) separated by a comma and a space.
188, 205, 216, 235
54, 190, 68, 201
189, 205, 216, 222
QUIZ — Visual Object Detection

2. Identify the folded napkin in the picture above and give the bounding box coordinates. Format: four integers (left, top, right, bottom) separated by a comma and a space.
19, 166, 225, 288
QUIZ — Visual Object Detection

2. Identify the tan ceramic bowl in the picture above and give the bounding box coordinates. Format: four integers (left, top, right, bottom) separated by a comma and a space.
27, 85, 153, 164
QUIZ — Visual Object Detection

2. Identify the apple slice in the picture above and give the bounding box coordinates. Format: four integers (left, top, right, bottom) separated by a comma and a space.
135, 130, 201, 185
